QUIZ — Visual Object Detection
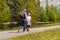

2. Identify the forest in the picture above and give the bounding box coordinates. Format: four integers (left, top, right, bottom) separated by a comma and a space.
0, 0, 60, 29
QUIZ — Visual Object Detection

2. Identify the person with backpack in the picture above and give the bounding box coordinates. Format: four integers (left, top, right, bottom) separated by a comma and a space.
23, 12, 31, 32
23, 9, 27, 32
18, 9, 27, 32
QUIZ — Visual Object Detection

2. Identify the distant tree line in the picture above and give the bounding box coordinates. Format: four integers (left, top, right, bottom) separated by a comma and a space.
0, 0, 60, 29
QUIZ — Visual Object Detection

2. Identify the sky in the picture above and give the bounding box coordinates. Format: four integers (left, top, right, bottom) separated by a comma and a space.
40, 0, 43, 1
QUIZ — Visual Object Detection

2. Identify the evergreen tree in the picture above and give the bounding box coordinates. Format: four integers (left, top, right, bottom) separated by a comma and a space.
6, 0, 41, 23
0, 0, 11, 23
50, 5, 58, 22
40, 6, 48, 22
45, 0, 49, 22
35, 0, 41, 21
6, 0, 21, 21
25, 0, 41, 23
0, 0, 11, 29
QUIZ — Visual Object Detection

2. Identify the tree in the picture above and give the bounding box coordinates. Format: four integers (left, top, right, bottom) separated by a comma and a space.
6, 0, 21, 22
45, 0, 49, 22
40, 6, 48, 22
49, 5, 58, 22
0, 0, 11, 23
25, 0, 41, 23
0, 0, 11, 29
6, 0, 41, 23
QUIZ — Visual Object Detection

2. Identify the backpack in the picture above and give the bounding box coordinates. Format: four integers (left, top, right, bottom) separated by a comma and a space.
22, 12, 27, 19
20, 11, 27, 20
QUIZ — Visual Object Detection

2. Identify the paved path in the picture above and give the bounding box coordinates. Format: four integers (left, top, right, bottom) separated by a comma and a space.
0, 25, 60, 40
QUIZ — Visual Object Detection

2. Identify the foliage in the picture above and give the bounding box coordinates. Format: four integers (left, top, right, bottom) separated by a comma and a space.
44, 0, 58, 22
0, 0, 11, 29
0, 0, 60, 29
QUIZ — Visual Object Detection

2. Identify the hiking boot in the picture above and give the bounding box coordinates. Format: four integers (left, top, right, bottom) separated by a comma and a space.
23, 30, 25, 32
27, 29, 29, 31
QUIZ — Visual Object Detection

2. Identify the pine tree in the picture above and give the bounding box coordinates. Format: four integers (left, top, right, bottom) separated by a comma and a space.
45, 0, 49, 22
6, 0, 22, 21
0, 0, 11, 29
35, 0, 41, 21
0, 0, 11, 23
25, 0, 41, 23
40, 6, 48, 22
50, 5, 58, 22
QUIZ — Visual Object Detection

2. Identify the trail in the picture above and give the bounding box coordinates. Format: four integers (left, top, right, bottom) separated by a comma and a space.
0, 25, 60, 40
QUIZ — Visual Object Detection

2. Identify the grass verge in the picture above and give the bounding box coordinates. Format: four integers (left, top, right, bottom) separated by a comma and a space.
0, 23, 60, 31
31, 23, 60, 28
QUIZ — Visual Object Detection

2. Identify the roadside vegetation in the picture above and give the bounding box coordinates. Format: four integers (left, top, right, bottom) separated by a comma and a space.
0, 23, 60, 31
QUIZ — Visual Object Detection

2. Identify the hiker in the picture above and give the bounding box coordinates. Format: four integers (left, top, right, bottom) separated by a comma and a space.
18, 9, 27, 32
23, 9, 27, 32
26, 13, 31, 31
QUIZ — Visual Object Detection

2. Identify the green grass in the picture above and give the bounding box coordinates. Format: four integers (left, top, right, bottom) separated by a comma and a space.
0, 27, 18, 31
8, 28, 60, 40
31, 23, 60, 28
0, 23, 60, 31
